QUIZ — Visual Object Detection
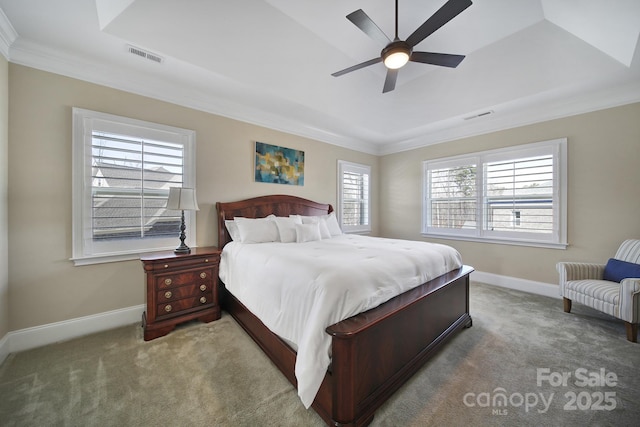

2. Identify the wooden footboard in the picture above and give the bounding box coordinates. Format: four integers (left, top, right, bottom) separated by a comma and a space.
326, 265, 473, 426
221, 265, 473, 426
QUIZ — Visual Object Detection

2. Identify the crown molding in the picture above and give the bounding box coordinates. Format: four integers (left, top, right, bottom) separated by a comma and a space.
0, 7, 17, 60
7, 38, 639, 157
377, 79, 640, 155
8, 39, 380, 155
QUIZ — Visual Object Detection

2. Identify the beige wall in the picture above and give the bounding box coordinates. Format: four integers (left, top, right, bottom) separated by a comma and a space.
0, 56, 8, 339
380, 103, 640, 285
7, 64, 378, 331
7, 61, 640, 333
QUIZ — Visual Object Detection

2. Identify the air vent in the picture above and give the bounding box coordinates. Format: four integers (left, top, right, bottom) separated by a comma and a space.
463, 110, 494, 121
127, 45, 163, 64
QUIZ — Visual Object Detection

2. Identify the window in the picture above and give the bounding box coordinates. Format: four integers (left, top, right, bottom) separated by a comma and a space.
338, 160, 371, 233
72, 108, 196, 265
423, 139, 567, 248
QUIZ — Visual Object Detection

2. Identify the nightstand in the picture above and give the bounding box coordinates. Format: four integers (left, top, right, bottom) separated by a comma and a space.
141, 246, 221, 341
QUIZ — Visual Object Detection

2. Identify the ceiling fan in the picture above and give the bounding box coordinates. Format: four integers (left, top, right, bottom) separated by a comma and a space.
332, 0, 472, 93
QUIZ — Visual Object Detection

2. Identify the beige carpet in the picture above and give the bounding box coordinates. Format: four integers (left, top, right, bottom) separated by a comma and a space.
1, 282, 639, 426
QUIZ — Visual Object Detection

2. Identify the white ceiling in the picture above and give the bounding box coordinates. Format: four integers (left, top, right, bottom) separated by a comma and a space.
1, 0, 639, 155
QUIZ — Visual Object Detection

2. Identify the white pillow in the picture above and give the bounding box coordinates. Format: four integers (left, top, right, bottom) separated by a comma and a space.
234, 215, 279, 243
317, 218, 332, 239
274, 216, 302, 243
295, 223, 322, 243
323, 212, 342, 236
225, 219, 242, 241
298, 215, 332, 239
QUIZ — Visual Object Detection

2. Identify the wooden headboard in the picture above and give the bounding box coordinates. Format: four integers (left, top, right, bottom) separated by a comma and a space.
216, 194, 333, 248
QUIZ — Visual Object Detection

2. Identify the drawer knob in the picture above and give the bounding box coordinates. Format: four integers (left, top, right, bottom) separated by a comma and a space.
205, 258, 209, 262
200, 297, 207, 304
164, 291, 172, 299
164, 278, 172, 286
164, 304, 172, 312
200, 284, 207, 292
164, 264, 169, 268
200, 272, 207, 279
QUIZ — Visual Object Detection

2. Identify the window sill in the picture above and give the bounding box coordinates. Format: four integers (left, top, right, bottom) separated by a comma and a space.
420, 233, 568, 250
71, 246, 184, 266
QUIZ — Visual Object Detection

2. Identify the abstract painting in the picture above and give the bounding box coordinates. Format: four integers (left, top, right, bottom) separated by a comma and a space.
255, 141, 304, 186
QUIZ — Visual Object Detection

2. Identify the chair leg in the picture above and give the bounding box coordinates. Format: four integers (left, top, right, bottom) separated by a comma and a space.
625, 322, 638, 343
563, 298, 572, 313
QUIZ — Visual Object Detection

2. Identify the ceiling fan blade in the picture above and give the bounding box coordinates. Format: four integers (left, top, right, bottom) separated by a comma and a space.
347, 9, 391, 46
332, 57, 382, 77
410, 52, 465, 68
405, 0, 472, 48
382, 69, 398, 93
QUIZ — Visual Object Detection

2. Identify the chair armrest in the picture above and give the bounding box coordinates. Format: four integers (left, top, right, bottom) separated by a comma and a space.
556, 262, 605, 282
619, 278, 640, 323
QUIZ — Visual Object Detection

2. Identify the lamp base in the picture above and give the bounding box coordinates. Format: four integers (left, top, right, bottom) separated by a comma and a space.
174, 209, 191, 254
174, 244, 191, 254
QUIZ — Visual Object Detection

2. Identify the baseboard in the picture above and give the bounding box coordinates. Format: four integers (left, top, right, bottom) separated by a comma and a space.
0, 332, 8, 365
471, 271, 560, 299
0, 271, 558, 362
3, 304, 145, 357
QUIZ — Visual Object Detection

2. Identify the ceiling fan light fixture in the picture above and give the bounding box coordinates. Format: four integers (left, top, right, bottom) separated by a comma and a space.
332, 0, 472, 92
384, 51, 409, 69
382, 41, 411, 69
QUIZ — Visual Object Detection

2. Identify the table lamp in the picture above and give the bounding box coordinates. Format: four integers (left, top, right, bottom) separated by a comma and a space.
166, 187, 199, 254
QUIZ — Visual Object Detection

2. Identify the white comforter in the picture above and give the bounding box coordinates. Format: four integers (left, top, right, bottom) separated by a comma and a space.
218, 234, 462, 408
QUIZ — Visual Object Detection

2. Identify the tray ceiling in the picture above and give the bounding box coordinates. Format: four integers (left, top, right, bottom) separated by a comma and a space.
1, 0, 639, 154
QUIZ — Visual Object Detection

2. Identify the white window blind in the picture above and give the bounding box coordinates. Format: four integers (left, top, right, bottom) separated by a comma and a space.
427, 160, 477, 235
484, 155, 554, 235
338, 161, 371, 233
91, 132, 184, 241
72, 108, 196, 265
423, 139, 567, 248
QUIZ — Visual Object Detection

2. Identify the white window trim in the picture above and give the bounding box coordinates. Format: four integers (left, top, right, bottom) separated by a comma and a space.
71, 108, 197, 265
422, 138, 567, 249
338, 160, 371, 234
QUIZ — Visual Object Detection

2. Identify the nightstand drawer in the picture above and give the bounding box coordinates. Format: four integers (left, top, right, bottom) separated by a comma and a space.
157, 283, 213, 303
143, 257, 218, 273
156, 295, 213, 318
155, 268, 214, 290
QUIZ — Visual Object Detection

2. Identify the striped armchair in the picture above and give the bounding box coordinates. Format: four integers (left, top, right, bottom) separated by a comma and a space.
557, 240, 640, 342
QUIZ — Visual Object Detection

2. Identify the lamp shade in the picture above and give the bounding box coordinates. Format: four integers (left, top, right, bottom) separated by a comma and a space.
166, 187, 199, 211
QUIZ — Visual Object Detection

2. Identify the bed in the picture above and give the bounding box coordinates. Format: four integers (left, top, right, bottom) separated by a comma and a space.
216, 194, 473, 426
